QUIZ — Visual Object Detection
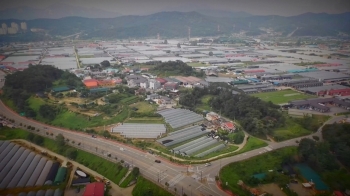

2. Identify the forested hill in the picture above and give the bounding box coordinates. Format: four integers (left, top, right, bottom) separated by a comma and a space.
2, 65, 82, 115
0, 11, 349, 40
150, 61, 204, 77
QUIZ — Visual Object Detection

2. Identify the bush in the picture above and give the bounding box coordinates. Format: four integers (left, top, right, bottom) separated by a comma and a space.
312, 135, 320, 141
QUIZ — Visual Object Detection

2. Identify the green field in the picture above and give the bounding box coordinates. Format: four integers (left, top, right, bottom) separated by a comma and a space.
220, 147, 297, 195
27, 96, 46, 111
196, 95, 213, 111
187, 62, 207, 67
272, 114, 330, 141
130, 101, 156, 113
51, 106, 129, 129
272, 118, 311, 141
252, 90, 316, 104
132, 176, 173, 196
125, 117, 164, 124
236, 136, 268, 154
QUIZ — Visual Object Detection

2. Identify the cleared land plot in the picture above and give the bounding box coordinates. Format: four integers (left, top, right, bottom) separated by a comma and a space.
112, 123, 166, 138
252, 90, 316, 104
130, 102, 156, 113
158, 109, 204, 129
197, 95, 213, 111
157, 126, 208, 147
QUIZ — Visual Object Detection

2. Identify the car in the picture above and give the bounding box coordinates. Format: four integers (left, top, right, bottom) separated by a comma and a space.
204, 163, 211, 167
155, 160, 161, 163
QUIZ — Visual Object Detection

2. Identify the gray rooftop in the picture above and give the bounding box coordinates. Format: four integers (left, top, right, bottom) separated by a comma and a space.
299, 84, 350, 93
112, 123, 166, 138
298, 71, 350, 81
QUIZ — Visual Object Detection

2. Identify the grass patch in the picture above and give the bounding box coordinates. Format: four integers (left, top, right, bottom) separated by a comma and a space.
27, 96, 46, 111
252, 90, 316, 104
120, 172, 136, 188
196, 95, 213, 111
125, 117, 164, 124
187, 62, 207, 67
132, 176, 173, 196
120, 96, 139, 104
51, 106, 129, 129
238, 136, 268, 154
130, 102, 156, 113
272, 117, 311, 141
220, 147, 297, 195
116, 167, 129, 184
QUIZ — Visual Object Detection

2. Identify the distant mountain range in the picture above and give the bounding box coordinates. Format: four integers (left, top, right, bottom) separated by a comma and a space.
0, 3, 121, 20
0, 11, 350, 40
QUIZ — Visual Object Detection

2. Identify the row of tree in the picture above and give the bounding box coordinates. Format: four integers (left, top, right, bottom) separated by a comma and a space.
150, 61, 204, 77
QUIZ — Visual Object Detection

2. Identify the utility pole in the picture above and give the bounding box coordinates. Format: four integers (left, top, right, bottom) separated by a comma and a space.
201, 171, 202, 182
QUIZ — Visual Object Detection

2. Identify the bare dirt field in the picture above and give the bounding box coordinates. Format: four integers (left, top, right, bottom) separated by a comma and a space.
259, 183, 286, 196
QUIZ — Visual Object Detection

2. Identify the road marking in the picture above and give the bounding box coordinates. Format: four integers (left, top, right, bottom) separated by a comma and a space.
168, 174, 185, 187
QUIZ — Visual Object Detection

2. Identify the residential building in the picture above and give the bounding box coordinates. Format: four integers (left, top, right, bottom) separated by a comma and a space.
1, 23, 7, 30
11, 22, 19, 31
149, 79, 161, 90
206, 112, 220, 121
140, 81, 149, 88
7, 27, 18, 34
221, 121, 236, 131
0, 28, 6, 35
164, 82, 178, 90
20, 22, 27, 30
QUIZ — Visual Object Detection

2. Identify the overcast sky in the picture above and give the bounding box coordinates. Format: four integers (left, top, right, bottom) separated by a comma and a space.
1, 0, 350, 16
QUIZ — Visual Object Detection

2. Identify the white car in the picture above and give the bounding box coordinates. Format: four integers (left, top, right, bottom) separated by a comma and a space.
204, 163, 211, 167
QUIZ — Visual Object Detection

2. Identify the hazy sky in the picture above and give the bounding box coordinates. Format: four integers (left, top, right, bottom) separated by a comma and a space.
1, 0, 350, 16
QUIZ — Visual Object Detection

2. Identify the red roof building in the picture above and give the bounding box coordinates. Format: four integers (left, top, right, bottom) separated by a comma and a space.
221, 122, 236, 131
156, 78, 167, 85
83, 182, 104, 196
244, 69, 265, 74
333, 191, 344, 196
83, 79, 99, 89
0, 55, 5, 60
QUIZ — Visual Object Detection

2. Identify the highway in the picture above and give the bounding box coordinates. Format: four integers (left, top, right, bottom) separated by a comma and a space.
0, 100, 344, 196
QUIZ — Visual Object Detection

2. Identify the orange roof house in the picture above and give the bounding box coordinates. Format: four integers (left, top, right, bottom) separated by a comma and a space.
83, 79, 98, 88
221, 122, 236, 131
97, 80, 116, 88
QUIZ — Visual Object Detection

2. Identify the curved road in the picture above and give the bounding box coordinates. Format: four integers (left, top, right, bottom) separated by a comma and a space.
0, 101, 344, 196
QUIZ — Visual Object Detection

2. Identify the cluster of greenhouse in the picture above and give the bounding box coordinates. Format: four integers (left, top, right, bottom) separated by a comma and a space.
158, 109, 204, 129
7, 189, 63, 196
0, 141, 62, 189
112, 123, 166, 138
170, 136, 225, 157
157, 126, 208, 146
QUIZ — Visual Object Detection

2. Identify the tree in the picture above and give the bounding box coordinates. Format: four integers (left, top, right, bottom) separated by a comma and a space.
177, 43, 181, 48
101, 60, 111, 67
102, 130, 111, 138
33, 135, 44, 145
38, 104, 57, 121
209, 51, 213, 56
56, 133, 65, 147
27, 132, 35, 141
132, 167, 140, 177
164, 39, 168, 44
66, 148, 78, 160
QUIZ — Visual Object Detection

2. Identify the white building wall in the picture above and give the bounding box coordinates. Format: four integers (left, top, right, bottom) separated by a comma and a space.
149, 79, 161, 90
140, 82, 149, 88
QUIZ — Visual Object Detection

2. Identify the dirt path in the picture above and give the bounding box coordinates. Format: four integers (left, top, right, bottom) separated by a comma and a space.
11, 139, 134, 196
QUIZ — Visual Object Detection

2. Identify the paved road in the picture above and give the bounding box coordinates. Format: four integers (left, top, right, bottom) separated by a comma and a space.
0, 101, 344, 196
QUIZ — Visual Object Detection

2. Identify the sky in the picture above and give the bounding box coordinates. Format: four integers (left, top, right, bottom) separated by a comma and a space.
1, 0, 350, 16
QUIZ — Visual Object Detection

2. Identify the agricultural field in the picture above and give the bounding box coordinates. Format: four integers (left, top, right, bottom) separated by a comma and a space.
220, 147, 297, 196
252, 90, 316, 104
130, 101, 156, 113
272, 114, 330, 141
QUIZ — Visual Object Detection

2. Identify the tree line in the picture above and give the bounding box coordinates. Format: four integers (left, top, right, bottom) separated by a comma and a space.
150, 61, 204, 77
